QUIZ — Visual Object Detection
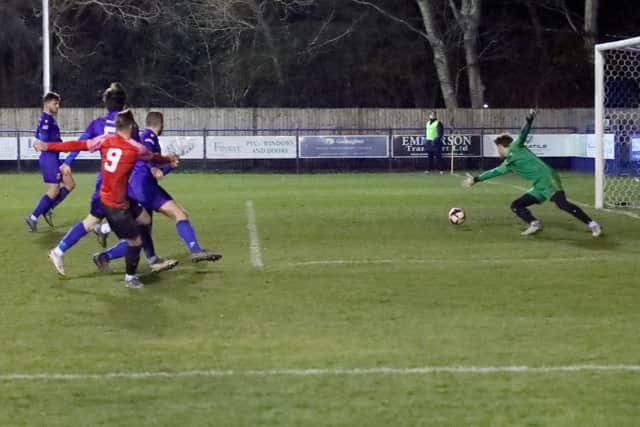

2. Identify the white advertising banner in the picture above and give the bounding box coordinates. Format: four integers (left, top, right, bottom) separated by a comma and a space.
206, 136, 296, 159
159, 136, 205, 159
18, 135, 101, 160
631, 135, 640, 161
582, 133, 615, 160
17, 135, 204, 161
19, 136, 40, 160
483, 133, 615, 159
0, 137, 18, 160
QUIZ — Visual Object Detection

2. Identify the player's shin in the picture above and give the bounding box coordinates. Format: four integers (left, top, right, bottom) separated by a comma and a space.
50, 187, 71, 210
104, 240, 128, 260
176, 219, 202, 253
56, 222, 89, 253
31, 194, 55, 220
552, 193, 592, 224
138, 224, 157, 261
125, 243, 142, 276
510, 196, 538, 224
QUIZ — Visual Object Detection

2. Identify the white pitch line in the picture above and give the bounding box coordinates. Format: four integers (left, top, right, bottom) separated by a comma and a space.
287, 256, 605, 268
2, 365, 640, 381
246, 200, 264, 268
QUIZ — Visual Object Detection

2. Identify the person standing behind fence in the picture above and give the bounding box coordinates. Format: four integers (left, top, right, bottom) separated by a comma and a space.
424, 111, 444, 172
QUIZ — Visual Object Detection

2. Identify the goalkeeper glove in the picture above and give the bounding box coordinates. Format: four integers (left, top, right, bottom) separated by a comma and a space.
462, 173, 476, 188
526, 108, 537, 123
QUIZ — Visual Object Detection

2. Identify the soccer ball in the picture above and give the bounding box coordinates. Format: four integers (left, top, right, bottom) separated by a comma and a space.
448, 207, 465, 225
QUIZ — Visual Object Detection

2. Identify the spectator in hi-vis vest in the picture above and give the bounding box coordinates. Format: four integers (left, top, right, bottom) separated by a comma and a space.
425, 111, 444, 172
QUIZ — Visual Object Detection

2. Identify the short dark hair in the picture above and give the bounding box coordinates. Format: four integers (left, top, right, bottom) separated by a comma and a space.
494, 133, 514, 147
43, 92, 61, 104
145, 111, 164, 128
115, 109, 136, 131
103, 82, 127, 112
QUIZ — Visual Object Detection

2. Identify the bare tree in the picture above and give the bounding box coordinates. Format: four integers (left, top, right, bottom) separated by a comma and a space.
583, 0, 599, 50
163, 0, 355, 106
50, 0, 162, 63
352, 0, 459, 108
416, 0, 458, 109
448, 0, 484, 108
351, 0, 486, 108
524, 0, 599, 51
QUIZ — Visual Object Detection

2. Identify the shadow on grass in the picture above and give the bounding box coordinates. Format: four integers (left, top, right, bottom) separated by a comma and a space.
55, 269, 214, 336
59, 251, 223, 287
533, 221, 620, 251
33, 230, 66, 249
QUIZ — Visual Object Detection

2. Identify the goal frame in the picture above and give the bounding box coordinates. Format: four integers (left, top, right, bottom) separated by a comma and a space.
594, 35, 640, 208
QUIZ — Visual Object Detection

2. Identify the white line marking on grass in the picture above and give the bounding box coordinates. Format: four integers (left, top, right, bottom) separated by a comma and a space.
246, 200, 264, 268
2, 365, 640, 381
599, 207, 640, 219
287, 256, 604, 268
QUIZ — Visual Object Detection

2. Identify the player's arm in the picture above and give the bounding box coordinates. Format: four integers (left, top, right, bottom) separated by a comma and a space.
511, 109, 536, 148
159, 158, 174, 175
143, 137, 174, 178
149, 153, 179, 167
34, 136, 104, 153
150, 163, 175, 180
63, 150, 80, 166
34, 140, 88, 153
34, 121, 46, 141
135, 144, 179, 167
463, 161, 510, 187
62, 131, 92, 166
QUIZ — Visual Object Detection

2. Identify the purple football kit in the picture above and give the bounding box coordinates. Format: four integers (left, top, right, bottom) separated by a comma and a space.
35, 112, 63, 183
128, 129, 174, 212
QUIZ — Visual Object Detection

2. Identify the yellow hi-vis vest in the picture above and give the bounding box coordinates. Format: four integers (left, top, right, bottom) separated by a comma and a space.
426, 120, 440, 141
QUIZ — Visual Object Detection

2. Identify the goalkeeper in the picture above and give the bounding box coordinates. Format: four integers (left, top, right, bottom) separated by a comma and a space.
463, 110, 602, 237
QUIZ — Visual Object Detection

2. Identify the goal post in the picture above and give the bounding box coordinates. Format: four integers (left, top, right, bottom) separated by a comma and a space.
594, 36, 640, 208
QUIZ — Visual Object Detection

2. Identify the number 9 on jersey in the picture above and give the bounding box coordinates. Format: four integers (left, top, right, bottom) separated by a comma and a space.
104, 148, 123, 172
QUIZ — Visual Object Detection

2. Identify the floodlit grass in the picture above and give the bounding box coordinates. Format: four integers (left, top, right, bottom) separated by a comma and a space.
1, 171, 639, 426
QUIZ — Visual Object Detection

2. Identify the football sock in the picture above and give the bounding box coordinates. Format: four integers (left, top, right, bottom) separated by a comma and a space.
104, 240, 128, 260
556, 201, 592, 224
512, 207, 536, 224
32, 195, 55, 218
50, 187, 71, 209
552, 192, 592, 224
510, 195, 538, 224
125, 244, 142, 276
57, 222, 88, 252
138, 224, 156, 260
176, 220, 202, 253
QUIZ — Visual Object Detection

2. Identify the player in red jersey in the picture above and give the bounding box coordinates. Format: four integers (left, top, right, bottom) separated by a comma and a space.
34, 110, 179, 288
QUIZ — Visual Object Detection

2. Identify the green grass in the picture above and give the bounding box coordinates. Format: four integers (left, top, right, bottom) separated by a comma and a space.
1, 171, 639, 426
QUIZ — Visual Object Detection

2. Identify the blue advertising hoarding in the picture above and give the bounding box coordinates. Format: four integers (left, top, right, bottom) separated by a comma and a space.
299, 135, 389, 158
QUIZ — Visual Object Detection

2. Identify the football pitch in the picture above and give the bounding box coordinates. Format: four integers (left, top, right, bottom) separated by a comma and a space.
1, 171, 639, 426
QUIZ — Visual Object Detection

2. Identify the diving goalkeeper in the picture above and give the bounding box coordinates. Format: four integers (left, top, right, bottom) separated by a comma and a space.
463, 109, 602, 237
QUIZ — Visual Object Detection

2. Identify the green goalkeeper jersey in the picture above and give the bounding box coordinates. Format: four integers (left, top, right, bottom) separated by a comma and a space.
476, 120, 563, 201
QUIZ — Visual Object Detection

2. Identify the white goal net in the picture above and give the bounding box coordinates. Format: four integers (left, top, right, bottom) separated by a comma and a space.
595, 36, 640, 208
